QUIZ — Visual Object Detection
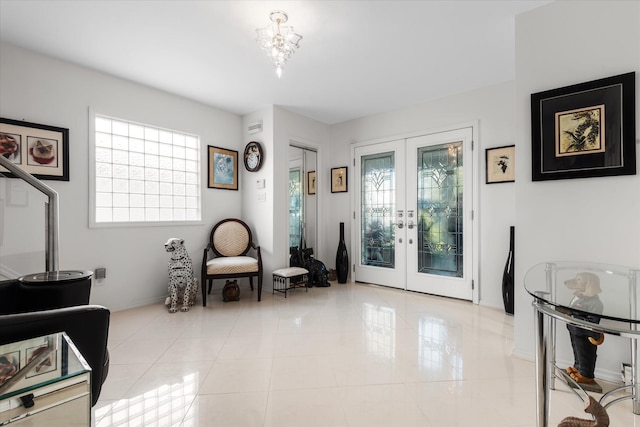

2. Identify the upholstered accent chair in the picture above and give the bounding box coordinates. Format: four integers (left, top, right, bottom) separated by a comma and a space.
201, 218, 263, 305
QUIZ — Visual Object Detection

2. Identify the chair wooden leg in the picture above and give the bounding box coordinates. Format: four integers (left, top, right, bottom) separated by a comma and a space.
249, 277, 254, 291
207, 280, 213, 294
258, 274, 262, 302
201, 276, 207, 307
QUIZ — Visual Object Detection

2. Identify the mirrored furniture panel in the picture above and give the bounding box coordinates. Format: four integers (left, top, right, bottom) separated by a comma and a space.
0, 332, 91, 426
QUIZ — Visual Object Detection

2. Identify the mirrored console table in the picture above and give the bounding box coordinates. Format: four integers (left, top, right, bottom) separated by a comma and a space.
524, 261, 640, 427
0, 332, 91, 426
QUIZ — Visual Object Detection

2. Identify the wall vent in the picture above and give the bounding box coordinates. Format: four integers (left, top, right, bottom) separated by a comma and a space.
248, 121, 263, 135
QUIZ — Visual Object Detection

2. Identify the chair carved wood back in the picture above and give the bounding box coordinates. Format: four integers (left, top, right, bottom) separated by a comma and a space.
202, 218, 263, 306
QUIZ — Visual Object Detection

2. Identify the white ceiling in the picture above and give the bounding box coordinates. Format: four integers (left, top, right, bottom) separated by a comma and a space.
0, 0, 552, 125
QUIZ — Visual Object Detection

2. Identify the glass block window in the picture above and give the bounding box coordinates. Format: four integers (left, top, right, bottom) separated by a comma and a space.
92, 114, 201, 224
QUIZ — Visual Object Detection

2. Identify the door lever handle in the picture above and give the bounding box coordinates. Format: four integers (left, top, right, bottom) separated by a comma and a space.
407, 220, 414, 229
391, 220, 404, 229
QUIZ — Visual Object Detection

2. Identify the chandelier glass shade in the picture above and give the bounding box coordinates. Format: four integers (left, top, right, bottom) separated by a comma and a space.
256, 11, 302, 78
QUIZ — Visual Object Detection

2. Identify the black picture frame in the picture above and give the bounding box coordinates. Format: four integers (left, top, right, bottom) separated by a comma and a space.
207, 146, 238, 190
0, 118, 70, 181
331, 166, 348, 193
486, 145, 515, 184
307, 171, 316, 195
25, 343, 57, 378
531, 72, 635, 181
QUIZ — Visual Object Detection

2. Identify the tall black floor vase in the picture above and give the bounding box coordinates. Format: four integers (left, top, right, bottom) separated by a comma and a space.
502, 226, 515, 315
336, 222, 349, 283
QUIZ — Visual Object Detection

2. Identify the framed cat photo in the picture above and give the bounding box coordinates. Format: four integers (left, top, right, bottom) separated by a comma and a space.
0, 118, 70, 181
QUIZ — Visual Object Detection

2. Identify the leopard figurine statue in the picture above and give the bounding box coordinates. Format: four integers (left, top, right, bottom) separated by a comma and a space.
164, 238, 198, 313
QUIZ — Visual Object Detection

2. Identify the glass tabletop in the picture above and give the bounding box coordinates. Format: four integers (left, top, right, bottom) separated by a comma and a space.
0, 332, 90, 400
524, 261, 640, 324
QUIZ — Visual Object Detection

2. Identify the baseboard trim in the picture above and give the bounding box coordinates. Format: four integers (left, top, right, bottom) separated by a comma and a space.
511, 348, 623, 383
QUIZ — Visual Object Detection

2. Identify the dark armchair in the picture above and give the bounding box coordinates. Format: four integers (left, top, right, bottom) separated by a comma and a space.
202, 218, 263, 305
0, 278, 110, 406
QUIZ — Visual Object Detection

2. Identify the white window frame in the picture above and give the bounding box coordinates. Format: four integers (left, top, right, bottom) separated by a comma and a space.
89, 109, 202, 228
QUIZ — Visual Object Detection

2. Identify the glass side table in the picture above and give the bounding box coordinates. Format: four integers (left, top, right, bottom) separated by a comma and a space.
0, 332, 91, 426
524, 261, 640, 427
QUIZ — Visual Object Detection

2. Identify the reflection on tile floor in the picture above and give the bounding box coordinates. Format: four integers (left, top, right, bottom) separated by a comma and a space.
95, 282, 640, 426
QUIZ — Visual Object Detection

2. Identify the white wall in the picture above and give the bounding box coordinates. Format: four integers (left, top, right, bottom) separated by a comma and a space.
241, 106, 329, 289
0, 43, 243, 311
329, 82, 517, 308
240, 107, 275, 291
514, 1, 640, 381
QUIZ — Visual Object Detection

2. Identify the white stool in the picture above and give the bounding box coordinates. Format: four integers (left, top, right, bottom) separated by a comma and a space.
272, 267, 309, 298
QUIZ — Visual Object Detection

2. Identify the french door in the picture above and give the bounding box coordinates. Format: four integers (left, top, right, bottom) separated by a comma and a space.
354, 140, 406, 289
354, 127, 474, 300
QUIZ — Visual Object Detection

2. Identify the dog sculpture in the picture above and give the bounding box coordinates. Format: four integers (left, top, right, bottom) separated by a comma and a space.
306, 257, 330, 287
290, 246, 330, 287
164, 238, 198, 313
563, 272, 604, 386
557, 396, 609, 427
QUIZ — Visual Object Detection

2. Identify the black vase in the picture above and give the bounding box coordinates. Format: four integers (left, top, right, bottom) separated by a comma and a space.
336, 222, 349, 283
502, 226, 515, 315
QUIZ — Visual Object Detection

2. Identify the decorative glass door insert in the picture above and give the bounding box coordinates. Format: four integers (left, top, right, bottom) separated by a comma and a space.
361, 152, 395, 269
416, 142, 463, 278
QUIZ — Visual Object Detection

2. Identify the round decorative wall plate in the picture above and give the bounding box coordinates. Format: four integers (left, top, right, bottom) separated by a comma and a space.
244, 141, 263, 172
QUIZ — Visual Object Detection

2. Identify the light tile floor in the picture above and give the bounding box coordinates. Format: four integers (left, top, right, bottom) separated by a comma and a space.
95, 281, 639, 426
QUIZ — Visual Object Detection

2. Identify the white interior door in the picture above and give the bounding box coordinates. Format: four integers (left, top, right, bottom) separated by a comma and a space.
354, 127, 474, 300
405, 128, 473, 300
354, 140, 405, 289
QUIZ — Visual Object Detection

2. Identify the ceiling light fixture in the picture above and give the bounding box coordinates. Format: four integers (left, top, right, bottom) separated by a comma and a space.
256, 10, 302, 78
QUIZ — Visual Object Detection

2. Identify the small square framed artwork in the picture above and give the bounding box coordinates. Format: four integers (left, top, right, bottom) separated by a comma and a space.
308, 171, 316, 195
486, 145, 515, 184
331, 167, 348, 193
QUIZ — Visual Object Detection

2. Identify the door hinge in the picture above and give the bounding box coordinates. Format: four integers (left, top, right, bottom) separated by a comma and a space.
471, 140, 474, 150
471, 210, 474, 220
353, 211, 356, 220
353, 264, 355, 272
472, 280, 475, 290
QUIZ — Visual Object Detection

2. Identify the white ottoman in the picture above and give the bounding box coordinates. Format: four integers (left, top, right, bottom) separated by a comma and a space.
272, 267, 309, 298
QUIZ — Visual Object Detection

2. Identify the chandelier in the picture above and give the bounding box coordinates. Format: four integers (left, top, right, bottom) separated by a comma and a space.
256, 11, 302, 78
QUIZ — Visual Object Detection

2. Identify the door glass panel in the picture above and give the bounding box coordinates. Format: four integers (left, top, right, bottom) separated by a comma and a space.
361, 152, 395, 268
289, 168, 302, 247
417, 142, 463, 277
